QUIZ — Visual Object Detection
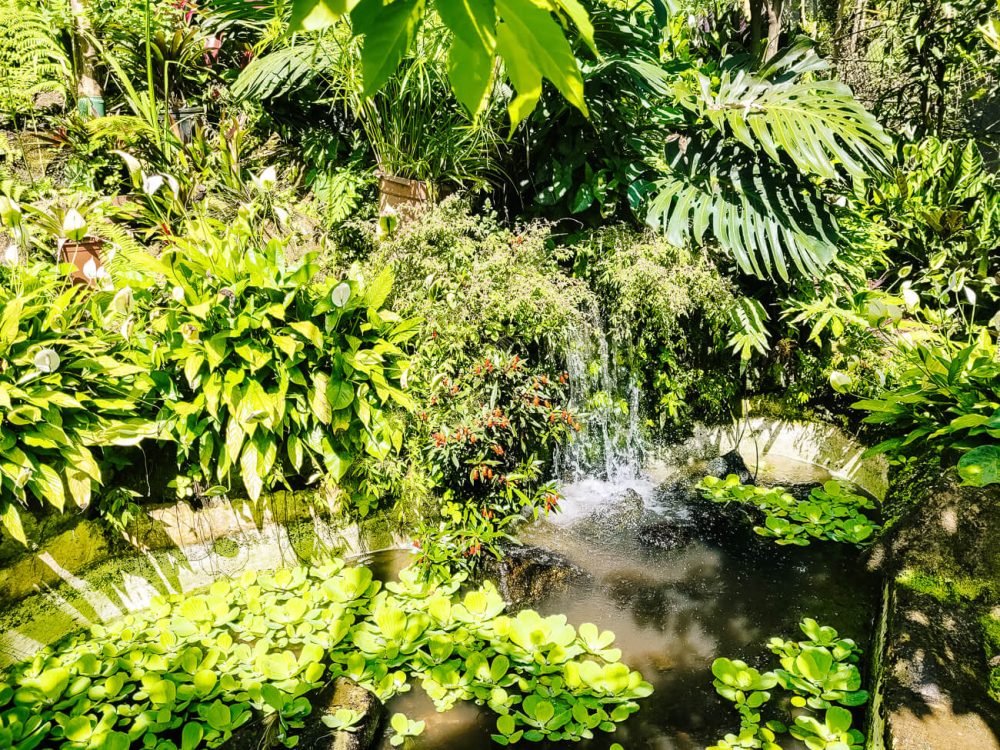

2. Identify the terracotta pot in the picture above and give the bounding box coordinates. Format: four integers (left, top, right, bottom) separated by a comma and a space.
378, 173, 432, 216
59, 237, 104, 285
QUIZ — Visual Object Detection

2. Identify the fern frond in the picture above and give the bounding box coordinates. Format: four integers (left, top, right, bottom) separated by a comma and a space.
0, 0, 70, 116
91, 217, 152, 283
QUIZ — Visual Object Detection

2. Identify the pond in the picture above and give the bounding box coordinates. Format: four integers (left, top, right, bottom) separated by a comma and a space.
366, 454, 883, 750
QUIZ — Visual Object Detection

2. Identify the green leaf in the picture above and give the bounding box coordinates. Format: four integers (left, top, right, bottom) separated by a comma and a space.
240, 441, 263, 502
181, 722, 204, 750
311, 372, 333, 425
958, 446, 1000, 487
352, 0, 427, 95
0, 502, 27, 545
327, 378, 355, 411
687, 44, 890, 181
438, 0, 497, 115
289, 0, 358, 32
289, 321, 324, 349
495, 0, 586, 129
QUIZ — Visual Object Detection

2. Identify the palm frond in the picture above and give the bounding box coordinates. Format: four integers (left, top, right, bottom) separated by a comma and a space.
646, 140, 840, 281
231, 42, 337, 100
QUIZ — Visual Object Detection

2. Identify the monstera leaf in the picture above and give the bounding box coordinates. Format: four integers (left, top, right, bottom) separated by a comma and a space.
647, 141, 841, 281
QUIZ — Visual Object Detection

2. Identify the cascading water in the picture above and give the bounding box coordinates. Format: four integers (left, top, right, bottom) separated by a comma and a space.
551, 306, 653, 523
554, 304, 644, 482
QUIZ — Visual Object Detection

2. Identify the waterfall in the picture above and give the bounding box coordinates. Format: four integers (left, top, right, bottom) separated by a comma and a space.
554, 306, 645, 483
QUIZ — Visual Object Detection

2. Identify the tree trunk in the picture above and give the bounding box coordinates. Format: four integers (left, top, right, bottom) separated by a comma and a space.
749, 0, 785, 63
69, 0, 103, 117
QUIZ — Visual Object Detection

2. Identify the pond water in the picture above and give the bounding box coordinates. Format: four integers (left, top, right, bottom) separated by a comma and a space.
365, 455, 883, 750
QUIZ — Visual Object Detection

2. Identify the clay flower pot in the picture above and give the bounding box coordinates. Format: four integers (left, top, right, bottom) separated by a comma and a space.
378, 173, 433, 216
59, 237, 105, 285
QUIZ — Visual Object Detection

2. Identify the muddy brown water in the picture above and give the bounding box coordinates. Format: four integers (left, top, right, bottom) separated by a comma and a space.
364, 458, 883, 750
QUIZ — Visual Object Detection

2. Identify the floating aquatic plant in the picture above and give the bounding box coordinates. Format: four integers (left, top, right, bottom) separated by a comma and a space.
0, 559, 651, 749
697, 476, 881, 546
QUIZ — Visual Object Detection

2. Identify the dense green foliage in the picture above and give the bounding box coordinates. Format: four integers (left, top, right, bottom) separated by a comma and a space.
142, 216, 415, 504
0, 262, 153, 542
0, 560, 650, 749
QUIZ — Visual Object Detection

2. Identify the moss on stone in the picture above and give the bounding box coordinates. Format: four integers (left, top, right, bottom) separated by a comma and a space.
982, 612, 1000, 658
896, 568, 994, 603
212, 538, 240, 558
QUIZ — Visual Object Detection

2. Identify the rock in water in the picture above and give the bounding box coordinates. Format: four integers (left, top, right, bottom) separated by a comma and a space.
572, 488, 646, 540
481, 544, 591, 607
705, 450, 754, 484
225, 677, 384, 750
636, 521, 694, 551
302, 678, 385, 750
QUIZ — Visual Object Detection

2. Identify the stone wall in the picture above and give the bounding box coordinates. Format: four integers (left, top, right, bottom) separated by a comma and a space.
0, 490, 408, 669
874, 473, 1000, 749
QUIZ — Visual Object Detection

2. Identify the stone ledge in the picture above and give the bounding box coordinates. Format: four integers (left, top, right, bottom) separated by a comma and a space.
652, 416, 889, 500
877, 474, 1000, 749
0, 490, 408, 669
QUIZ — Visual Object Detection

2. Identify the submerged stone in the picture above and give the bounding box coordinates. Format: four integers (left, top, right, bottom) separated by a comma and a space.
226, 678, 384, 750
636, 521, 695, 551
705, 450, 754, 485
481, 543, 591, 607
571, 488, 646, 540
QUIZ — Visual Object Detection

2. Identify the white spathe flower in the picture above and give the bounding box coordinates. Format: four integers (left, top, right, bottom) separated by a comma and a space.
172, 285, 186, 302
62, 209, 87, 241
142, 174, 165, 196
252, 166, 277, 192
331, 282, 351, 308
2, 244, 18, 266
83, 258, 102, 280
112, 286, 134, 314
34, 348, 60, 373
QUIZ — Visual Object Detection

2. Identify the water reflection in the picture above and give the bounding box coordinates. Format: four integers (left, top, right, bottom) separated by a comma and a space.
370, 462, 882, 750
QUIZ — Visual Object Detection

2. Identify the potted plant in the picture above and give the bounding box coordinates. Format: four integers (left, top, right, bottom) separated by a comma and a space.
22, 198, 108, 284
135, 26, 217, 144
327, 22, 504, 217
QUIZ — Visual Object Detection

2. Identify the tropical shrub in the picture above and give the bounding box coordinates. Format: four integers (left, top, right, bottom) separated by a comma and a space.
423, 350, 577, 499
853, 329, 1000, 486
343, 201, 592, 548
140, 215, 416, 505
0, 559, 652, 749
0, 261, 154, 543
566, 226, 740, 426
857, 138, 1000, 326
697, 476, 881, 546
709, 618, 867, 750
410, 348, 575, 569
